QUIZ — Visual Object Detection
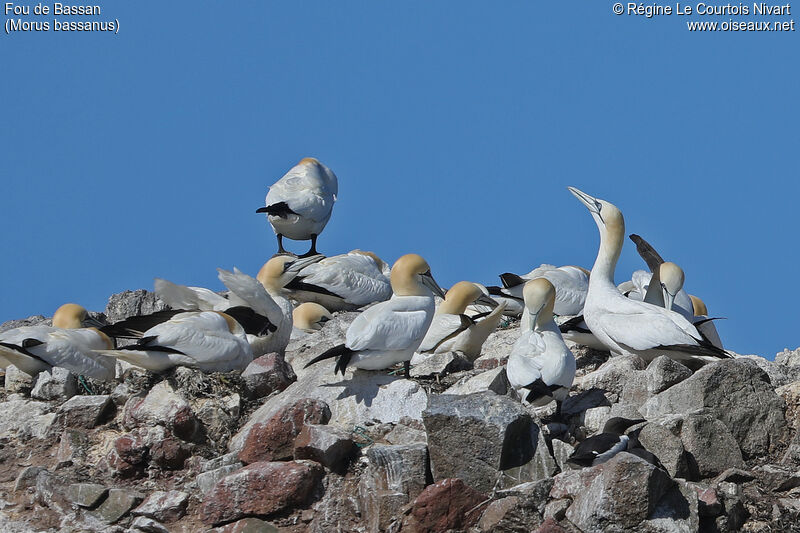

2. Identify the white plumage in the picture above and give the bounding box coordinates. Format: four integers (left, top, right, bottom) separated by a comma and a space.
492, 264, 589, 318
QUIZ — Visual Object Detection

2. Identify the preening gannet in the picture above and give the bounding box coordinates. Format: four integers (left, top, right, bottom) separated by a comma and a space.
0, 303, 116, 380
413, 281, 507, 362
292, 302, 333, 333
568, 187, 730, 365
566, 418, 660, 468
256, 157, 338, 257
95, 311, 253, 372
490, 264, 589, 318
304, 254, 445, 377
284, 250, 392, 311
506, 279, 576, 415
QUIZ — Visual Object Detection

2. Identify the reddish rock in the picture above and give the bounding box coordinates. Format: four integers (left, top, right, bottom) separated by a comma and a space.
150, 437, 191, 470
695, 485, 723, 517
238, 399, 330, 464
534, 517, 568, 533
411, 478, 487, 533
107, 433, 148, 477
241, 353, 297, 399
199, 461, 324, 526
293, 424, 357, 473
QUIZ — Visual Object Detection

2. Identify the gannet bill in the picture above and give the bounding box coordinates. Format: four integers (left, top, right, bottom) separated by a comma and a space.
0, 303, 116, 380
492, 264, 589, 318
256, 157, 338, 257
284, 250, 393, 312
413, 281, 507, 362
568, 186, 730, 365
95, 311, 253, 372
293, 302, 333, 333
566, 417, 653, 468
304, 254, 445, 377
506, 279, 576, 416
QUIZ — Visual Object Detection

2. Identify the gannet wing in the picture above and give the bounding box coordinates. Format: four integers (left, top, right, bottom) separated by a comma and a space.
418, 313, 473, 353
629, 234, 665, 271
346, 302, 432, 352
298, 254, 392, 306
217, 268, 283, 321
154, 278, 228, 311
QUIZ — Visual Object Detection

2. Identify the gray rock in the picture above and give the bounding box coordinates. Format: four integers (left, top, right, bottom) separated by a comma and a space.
0, 398, 56, 440
581, 405, 612, 435
57, 394, 113, 428
444, 366, 509, 396
13, 466, 46, 492
577, 354, 646, 401
562, 388, 610, 417
637, 421, 691, 479
4, 364, 34, 394
0, 315, 50, 333
111, 382, 133, 406
499, 424, 557, 489
197, 464, 242, 495
293, 424, 357, 473
131, 516, 170, 533
33, 469, 72, 515
641, 359, 786, 458
490, 478, 554, 531
643, 478, 700, 533
67, 483, 108, 508
201, 451, 242, 472
56, 428, 89, 468
646, 355, 692, 395
123, 380, 200, 441
735, 353, 792, 388
551, 439, 575, 473
284, 311, 356, 374
241, 353, 296, 399
132, 490, 189, 523
212, 518, 279, 532
753, 464, 800, 492
90, 488, 143, 524
383, 423, 427, 445
104, 289, 167, 323
358, 443, 430, 532
410, 351, 473, 378
423, 391, 545, 493
30, 367, 78, 401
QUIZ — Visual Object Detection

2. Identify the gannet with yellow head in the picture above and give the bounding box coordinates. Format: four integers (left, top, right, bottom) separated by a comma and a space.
0, 303, 115, 379
293, 302, 333, 333
414, 281, 506, 362
507, 279, 576, 415
489, 264, 589, 319
568, 187, 729, 365
305, 253, 445, 376
256, 157, 338, 257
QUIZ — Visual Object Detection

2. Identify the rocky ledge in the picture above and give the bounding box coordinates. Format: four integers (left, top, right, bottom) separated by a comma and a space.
1, 290, 799, 532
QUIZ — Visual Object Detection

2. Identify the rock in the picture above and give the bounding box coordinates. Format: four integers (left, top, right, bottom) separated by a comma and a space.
641, 359, 786, 458
646, 355, 693, 395
66, 483, 108, 508
56, 394, 113, 428
637, 422, 691, 479
474, 327, 517, 369
581, 405, 612, 435
0, 314, 49, 333
534, 517, 569, 533
123, 380, 200, 441
104, 289, 167, 323
735, 354, 791, 388
56, 428, 89, 468
111, 383, 133, 406
562, 388, 610, 417
544, 499, 570, 521
384, 423, 427, 445
132, 490, 189, 523
477, 496, 519, 531
107, 432, 148, 477
444, 366, 509, 396
717, 481, 747, 531
4, 364, 34, 394
231, 373, 427, 453
643, 478, 700, 532
149, 436, 191, 470
776, 347, 800, 382
358, 443, 431, 532
199, 460, 324, 526
30, 367, 78, 401
492, 478, 554, 531
410, 478, 487, 533
131, 516, 170, 533
238, 398, 330, 464
714, 468, 755, 484
500, 424, 557, 489
198, 464, 242, 495
33, 469, 72, 515
410, 352, 473, 378
90, 487, 143, 524
241, 353, 296, 399
577, 354, 646, 401
423, 391, 545, 493
753, 464, 800, 492
561, 452, 674, 532
13, 466, 47, 492
195, 393, 241, 448
551, 439, 574, 473
0, 397, 56, 440
777, 381, 800, 431
213, 518, 279, 533
293, 424, 357, 473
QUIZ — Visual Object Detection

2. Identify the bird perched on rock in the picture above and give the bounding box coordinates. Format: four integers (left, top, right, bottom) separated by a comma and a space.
304, 254, 445, 377
413, 281, 506, 362
506, 279, 576, 416
95, 310, 253, 372
0, 303, 116, 380
567, 417, 662, 469
567, 186, 730, 366
257, 157, 338, 257
284, 250, 393, 311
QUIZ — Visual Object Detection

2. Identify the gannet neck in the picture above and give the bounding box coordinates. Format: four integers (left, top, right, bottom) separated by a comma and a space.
590, 207, 625, 286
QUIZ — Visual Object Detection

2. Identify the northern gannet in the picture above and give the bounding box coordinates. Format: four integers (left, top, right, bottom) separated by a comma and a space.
293, 302, 333, 333
0, 303, 116, 380
566, 417, 656, 468
489, 264, 589, 318
304, 254, 445, 377
689, 295, 724, 349
568, 187, 730, 365
95, 311, 253, 372
256, 157, 338, 257
284, 250, 392, 311
506, 279, 576, 415
413, 281, 507, 362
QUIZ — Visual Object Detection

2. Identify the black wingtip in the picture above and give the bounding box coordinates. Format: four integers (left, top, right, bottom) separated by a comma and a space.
629, 234, 665, 272
257, 201, 298, 218
304, 344, 354, 374
499, 273, 526, 289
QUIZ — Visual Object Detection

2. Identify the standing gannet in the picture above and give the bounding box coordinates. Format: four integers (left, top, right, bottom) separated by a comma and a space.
0, 304, 116, 380
490, 264, 589, 318
304, 254, 445, 377
284, 250, 393, 311
95, 311, 253, 372
506, 279, 576, 416
256, 157, 338, 257
413, 281, 507, 362
568, 187, 730, 365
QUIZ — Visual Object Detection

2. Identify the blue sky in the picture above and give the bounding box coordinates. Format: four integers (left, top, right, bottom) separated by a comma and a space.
1, 2, 797, 358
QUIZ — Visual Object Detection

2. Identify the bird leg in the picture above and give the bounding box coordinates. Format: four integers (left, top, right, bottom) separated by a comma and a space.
276, 234, 288, 254
404, 360, 411, 378
299, 234, 318, 258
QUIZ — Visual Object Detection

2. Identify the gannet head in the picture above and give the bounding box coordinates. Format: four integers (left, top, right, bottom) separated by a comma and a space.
438, 281, 497, 314
658, 262, 685, 312
390, 254, 445, 298
689, 294, 708, 316
257, 255, 319, 294
522, 278, 556, 328
293, 302, 333, 332
52, 303, 103, 329
568, 187, 624, 233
